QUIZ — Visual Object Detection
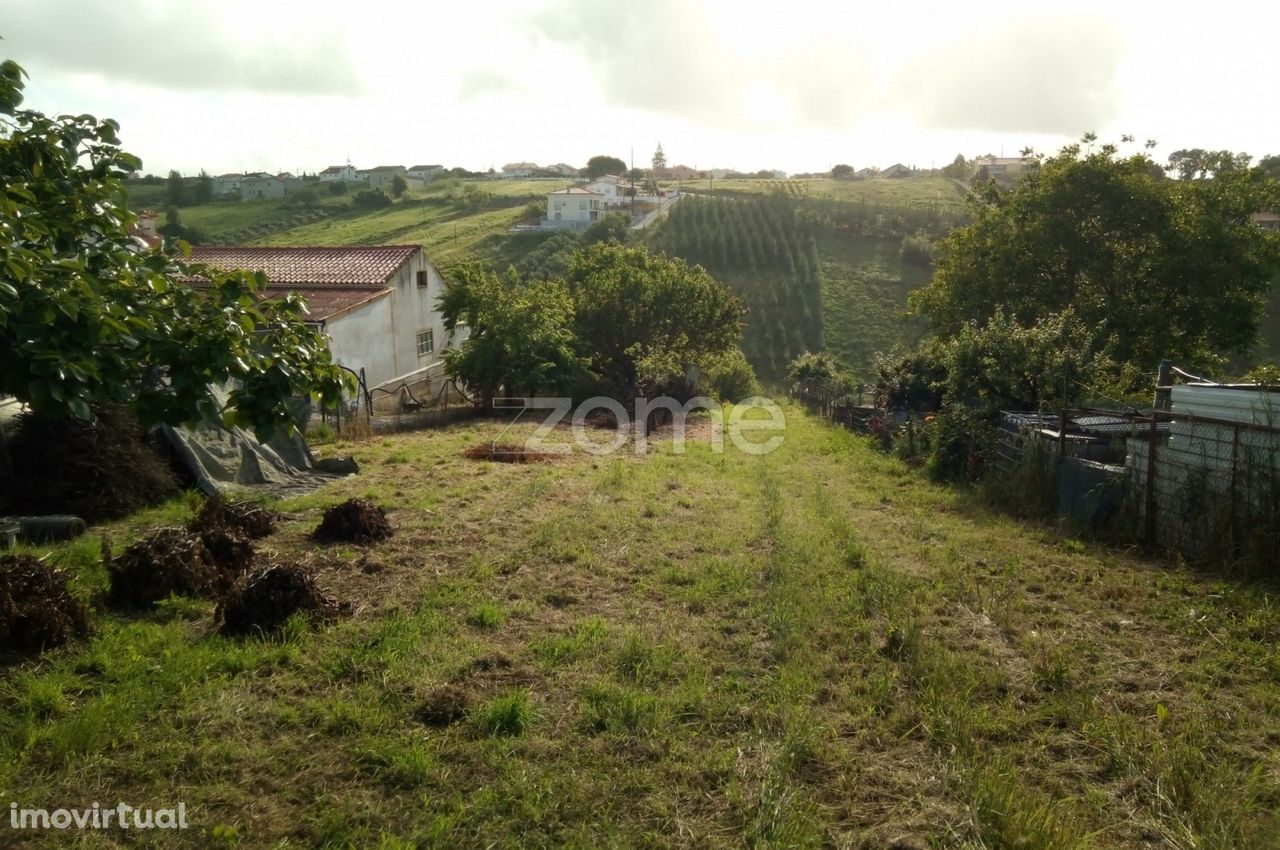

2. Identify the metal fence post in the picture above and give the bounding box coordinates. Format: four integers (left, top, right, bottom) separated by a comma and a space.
1145, 413, 1159, 545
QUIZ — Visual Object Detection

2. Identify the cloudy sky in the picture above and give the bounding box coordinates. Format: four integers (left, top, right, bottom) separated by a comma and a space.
2, 0, 1276, 176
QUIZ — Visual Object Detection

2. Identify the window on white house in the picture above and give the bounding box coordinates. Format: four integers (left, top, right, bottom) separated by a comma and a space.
579, 201, 586, 210
416, 329, 434, 357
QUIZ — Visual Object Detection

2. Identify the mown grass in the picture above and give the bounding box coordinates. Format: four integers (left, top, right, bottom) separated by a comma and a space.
2, 410, 1278, 848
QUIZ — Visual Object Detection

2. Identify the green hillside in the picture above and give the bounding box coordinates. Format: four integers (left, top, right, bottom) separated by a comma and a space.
647, 196, 824, 383
680, 176, 968, 210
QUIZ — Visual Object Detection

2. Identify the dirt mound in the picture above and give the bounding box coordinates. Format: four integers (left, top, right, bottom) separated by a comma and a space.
312, 499, 392, 544
0, 555, 90, 654
6, 404, 179, 523
217, 563, 342, 635
464, 444, 560, 464
107, 528, 221, 609
192, 497, 279, 540
414, 685, 471, 727
197, 527, 255, 585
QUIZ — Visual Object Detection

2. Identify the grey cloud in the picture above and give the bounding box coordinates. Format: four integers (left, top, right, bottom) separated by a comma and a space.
1, 0, 362, 96
531, 0, 743, 123
771, 40, 877, 130
896, 17, 1123, 134
458, 70, 521, 100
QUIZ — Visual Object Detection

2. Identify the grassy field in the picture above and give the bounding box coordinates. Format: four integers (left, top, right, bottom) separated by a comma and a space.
681, 177, 969, 211
3, 409, 1278, 848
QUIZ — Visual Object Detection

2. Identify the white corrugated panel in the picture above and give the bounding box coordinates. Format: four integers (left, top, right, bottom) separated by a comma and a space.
1170, 385, 1280, 426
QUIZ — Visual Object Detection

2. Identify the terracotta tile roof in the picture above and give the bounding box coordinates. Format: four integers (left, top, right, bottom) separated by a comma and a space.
286, 287, 390, 321
186, 245, 420, 287
180, 245, 419, 322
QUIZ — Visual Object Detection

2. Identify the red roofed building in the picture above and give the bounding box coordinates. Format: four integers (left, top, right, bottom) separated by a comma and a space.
185, 245, 461, 392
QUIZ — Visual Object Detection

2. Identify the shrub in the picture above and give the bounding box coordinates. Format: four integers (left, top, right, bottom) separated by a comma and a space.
351, 189, 391, 210
698, 348, 760, 402
5, 404, 179, 523
927, 405, 998, 483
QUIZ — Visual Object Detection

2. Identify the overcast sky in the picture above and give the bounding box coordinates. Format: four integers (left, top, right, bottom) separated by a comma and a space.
2, 0, 1277, 176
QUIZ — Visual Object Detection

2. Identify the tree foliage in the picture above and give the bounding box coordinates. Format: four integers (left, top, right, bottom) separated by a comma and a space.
565, 244, 746, 396
831, 164, 853, 179
1166, 148, 1252, 181
912, 137, 1280, 369
0, 59, 349, 436
586, 155, 626, 180
166, 169, 187, 206
193, 170, 214, 204
441, 245, 746, 401
438, 265, 587, 402
651, 144, 666, 172
390, 174, 408, 198
941, 154, 969, 180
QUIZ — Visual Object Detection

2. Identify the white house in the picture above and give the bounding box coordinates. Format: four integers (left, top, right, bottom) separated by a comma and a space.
545, 187, 604, 227
585, 175, 638, 205
184, 245, 462, 392
502, 162, 538, 179
213, 173, 243, 195
319, 164, 359, 183
880, 163, 912, 178
407, 164, 444, 181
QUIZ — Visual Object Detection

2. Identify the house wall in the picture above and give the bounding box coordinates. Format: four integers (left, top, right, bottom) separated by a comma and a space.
319, 166, 358, 182
241, 179, 286, 199
546, 194, 601, 223
323, 254, 463, 391
325, 294, 397, 386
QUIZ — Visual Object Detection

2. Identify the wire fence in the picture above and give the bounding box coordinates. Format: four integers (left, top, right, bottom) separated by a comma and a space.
795, 377, 1280, 568
1129, 409, 1280, 562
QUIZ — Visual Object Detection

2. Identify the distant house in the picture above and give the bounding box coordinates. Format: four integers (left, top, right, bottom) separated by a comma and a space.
184, 245, 460, 391
213, 173, 243, 196
1253, 211, 1280, 231
972, 155, 1032, 185
853, 167, 878, 179
240, 172, 286, 199
359, 165, 408, 192
502, 162, 538, 179
545, 187, 604, 227
407, 164, 444, 182
546, 163, 580, 177
880, 163, 912, 179
319, 164, 359, 183
585, 174, 637, 205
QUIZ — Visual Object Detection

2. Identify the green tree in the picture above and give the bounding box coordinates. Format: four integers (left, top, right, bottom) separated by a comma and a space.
1256, 154, 1280, 181
166, 168, 187, 206
831, 163, 854, 179
565, 244, 745, 396
651, 144, 666, 172
439, 265, 587, 405
941, 154, 969, 180
582, 213, 629, 245
787, 351, 848, 392
0, 59, 349, 436
193, 169, 214, 204
1166, 148, 1252, 181
585, 155, 626, 179
391, 173, 408, 198
911, 136, 1280, 369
